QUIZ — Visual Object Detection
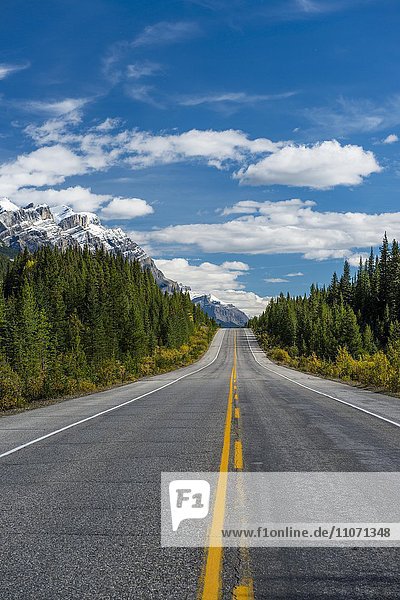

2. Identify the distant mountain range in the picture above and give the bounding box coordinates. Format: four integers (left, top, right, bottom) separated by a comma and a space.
192, 294, 248, 328
0, 199, 249, 326
0, 199, 178, 293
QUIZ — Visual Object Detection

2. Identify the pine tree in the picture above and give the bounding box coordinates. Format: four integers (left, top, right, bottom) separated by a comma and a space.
362, 324, 376, 355
379, 232, 390, 313
340, 260, 352, 305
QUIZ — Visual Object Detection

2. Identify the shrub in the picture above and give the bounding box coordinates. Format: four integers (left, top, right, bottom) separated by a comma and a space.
94, 359, 126, 386
269, 348, 291, 363
0, 356, 24, 410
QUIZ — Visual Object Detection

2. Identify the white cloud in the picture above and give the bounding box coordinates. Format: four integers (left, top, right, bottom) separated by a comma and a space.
132, 21, 200, 48
215, 289, 270, 317
23, 98, 89, 116
24, 111, 83, 145
265, 278, 288, 283
23, 119, 380, 191
154, 257, 268, 316
10, 186, 110, 212
304, 95, 400, 136
155, 257, 248, 291
178, 91, 297, 107
137, 199, 400, 262
124, 129, 280, 169
235, 140, 381, 189
95, 118, 122, 131
24, 121, 281, 170
2, 119, 381, 223
100, 197, 154, 219
286, 271, 304, 277
382, 133, 398, 144
9, 186, 155, 216
221, 261, 249, 271
347, 252, 370, 267
221, 200, 264, 216
0, 145, 88, 197
0, 62, 29, 80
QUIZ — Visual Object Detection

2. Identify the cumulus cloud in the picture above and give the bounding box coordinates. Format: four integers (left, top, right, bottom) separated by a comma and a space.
137, 199, 400, 263
215, 290, 270, 317
154, 257, 268, 316
1, 118, 383, 225
8, 186, 153, 216
24, 120, 281, 170
100, 197, 154, 219
10, 186, 110, 212
220, 200, 264, 216
155, 257, 249, 290
286, 271, 304, 277
347, 252, 370, 267
382, 133, 398, 144
221, 261, 249, 271
123, 128, 280, 169
0, 62, 29, 80
22, 118, 381, 190
0, 145, 88, 197
235, 140, 381, 189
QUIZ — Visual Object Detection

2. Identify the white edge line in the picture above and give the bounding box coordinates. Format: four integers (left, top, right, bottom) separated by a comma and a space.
0, 330, 226, 459
244, 329, 400, 430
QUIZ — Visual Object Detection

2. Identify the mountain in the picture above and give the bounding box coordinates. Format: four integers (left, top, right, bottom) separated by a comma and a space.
0, 200, 249, 321
192, 294, 248, 328
0, 199, 178, 293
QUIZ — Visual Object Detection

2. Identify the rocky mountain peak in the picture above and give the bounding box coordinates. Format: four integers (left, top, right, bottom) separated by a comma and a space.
192, 293, 248, 328
0, 199, 178, 292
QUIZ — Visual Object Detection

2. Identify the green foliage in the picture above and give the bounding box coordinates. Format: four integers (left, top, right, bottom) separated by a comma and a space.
250, 235, 400, 394
0, 354, 24, 410
269, 347, 291, 363
0, 246, 217, 408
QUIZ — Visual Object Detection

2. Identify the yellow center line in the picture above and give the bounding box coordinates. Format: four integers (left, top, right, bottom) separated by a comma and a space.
199, 332, 236, 599
234, 441, 243, 470
233, 580, 254, 599
233, 333, 254, 599
199, 332, 254, 598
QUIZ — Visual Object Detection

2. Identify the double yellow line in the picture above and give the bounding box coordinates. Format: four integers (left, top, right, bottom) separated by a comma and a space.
198, 332, 254, 600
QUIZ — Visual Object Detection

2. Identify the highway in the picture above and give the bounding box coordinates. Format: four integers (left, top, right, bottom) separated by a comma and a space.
1, 328, 400, 598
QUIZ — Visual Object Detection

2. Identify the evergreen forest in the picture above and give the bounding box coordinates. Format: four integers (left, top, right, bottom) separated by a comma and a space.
249, 235, 400, 392
0, 246, 216, 410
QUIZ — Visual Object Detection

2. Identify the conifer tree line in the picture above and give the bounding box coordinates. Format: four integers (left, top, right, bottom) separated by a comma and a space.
249, 235, 400, 392
0, 246, 216, 409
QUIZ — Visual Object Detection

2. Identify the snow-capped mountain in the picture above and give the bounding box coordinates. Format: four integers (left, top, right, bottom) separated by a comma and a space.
192, 294, 248, 328
0, 199, 178, 293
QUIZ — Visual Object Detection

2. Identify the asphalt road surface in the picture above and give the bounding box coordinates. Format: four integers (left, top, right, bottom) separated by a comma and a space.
1, 328, 400, 599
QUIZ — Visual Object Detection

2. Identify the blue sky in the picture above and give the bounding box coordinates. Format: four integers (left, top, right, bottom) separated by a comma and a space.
1, 0, 400, 315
